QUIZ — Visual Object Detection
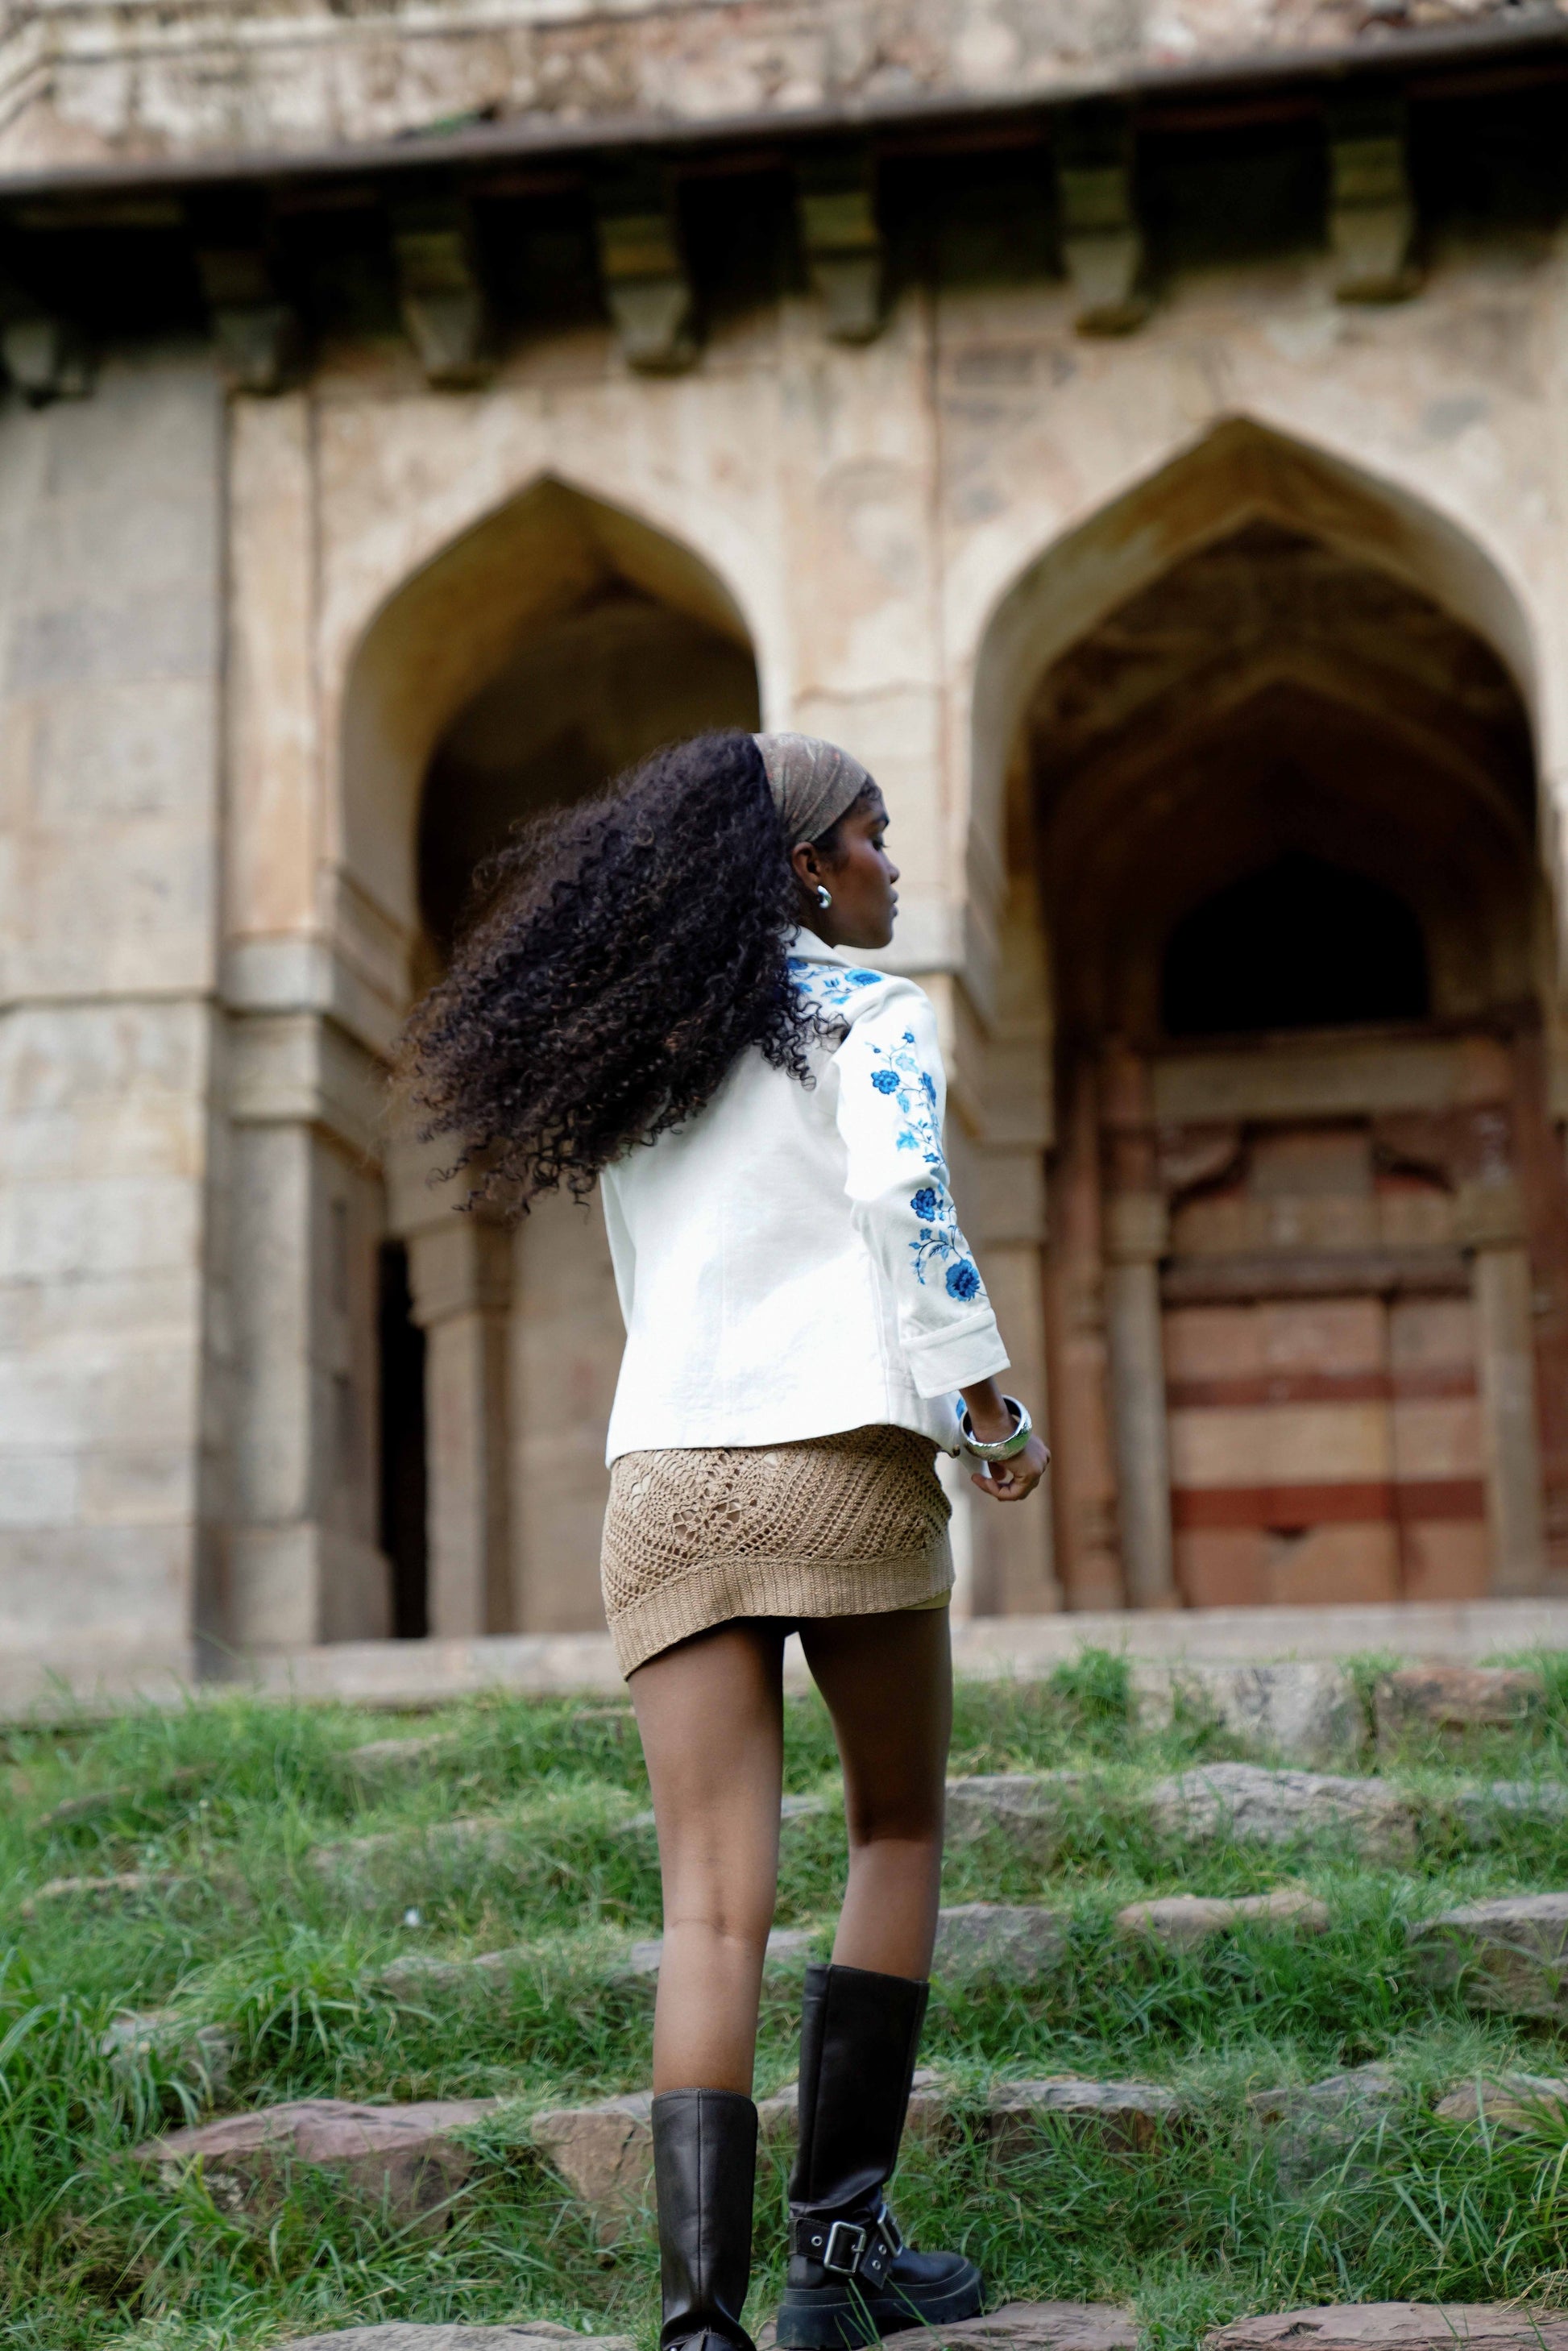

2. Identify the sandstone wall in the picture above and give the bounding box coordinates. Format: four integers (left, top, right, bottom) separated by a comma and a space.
0, 0, 1553, 176
0, 350, 224, 1703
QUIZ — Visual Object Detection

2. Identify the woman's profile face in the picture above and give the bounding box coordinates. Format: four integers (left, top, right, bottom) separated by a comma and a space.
801, 789, 900, 952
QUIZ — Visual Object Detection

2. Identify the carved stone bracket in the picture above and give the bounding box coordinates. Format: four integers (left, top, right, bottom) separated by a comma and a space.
1328, 97, 1421, 304
595, 172, 697, 374
1055, 104, 1147, 336
392, 200, 492, 388
197, 248, 301, 396
795, 147, 884, 343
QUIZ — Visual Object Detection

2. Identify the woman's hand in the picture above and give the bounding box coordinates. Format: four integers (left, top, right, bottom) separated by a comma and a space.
958, 1380, 1051, 1503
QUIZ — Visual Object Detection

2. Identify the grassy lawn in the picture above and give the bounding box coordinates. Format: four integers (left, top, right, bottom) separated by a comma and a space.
5, 1651, 1568, 2351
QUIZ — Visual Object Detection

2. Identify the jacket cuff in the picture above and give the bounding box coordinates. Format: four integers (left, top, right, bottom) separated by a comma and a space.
904, 1311, 1011, 1399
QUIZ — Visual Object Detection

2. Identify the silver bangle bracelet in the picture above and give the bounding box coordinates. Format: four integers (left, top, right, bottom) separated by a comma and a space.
959, 1395, 1033, 1462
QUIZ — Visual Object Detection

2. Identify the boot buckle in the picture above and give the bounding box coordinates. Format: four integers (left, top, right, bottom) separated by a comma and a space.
822, 2220, 869, 2276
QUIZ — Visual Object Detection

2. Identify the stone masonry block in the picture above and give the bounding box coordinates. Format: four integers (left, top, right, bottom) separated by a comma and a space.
139, 2097, 500, 2231
1374, 1665, 1545, 1745
1408, 1894, 1568, 2017
1132, 1662, 1367, 1766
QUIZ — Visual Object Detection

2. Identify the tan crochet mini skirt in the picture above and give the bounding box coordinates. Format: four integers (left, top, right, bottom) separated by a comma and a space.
601, 1423, 953, 1677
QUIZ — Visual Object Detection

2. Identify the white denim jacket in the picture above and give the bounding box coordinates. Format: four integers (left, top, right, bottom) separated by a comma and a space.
600, 930, 1009, 1462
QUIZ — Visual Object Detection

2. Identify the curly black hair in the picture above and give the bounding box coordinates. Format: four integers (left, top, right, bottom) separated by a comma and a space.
398, 728, 857, 1210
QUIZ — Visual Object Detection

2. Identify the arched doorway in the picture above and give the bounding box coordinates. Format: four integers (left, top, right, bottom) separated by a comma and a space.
346, 479, 760, 1638
975, 436, 1568, 1614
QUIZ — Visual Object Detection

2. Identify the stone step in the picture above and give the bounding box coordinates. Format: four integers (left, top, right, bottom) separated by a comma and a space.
20, 1869, 186, 1918
1247, 2063, 1404, 2187
1374, 1666, 1546, 1747
100, 2009, 234, 2100
287, 2328, 635, 2351
985, 2077, 1180, 2158
1407, 1891, 1568, 2016
1148, 1764, 1417, 1862
932, 1902, 1070, 1981
35, 1761, 206, 1829
136, 2095, 502, 2231
1205, 2307, 1568, 2351
1434, 2071, 1568, 2126
335, 1732, 466, 1789
1132, 1662, 1367, 1768
945, 1772, 1086, 1863
1114, 1887, 1329, 1951
879, 2307, 1139, 2351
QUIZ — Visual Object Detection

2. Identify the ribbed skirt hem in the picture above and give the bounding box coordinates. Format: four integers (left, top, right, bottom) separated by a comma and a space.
612, 1537, 953, 1678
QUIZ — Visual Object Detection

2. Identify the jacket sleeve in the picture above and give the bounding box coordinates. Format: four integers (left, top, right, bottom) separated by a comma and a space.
833, 981, 1010, 1400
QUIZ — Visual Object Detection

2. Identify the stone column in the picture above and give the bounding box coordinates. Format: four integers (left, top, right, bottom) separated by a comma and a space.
1100, 1047, 1178, 1611
404, 1208, 513, 1637
1043, 1059, 1125, 1607
1460, 1167, 1547, 1598
1103, 1198, 1177, 1609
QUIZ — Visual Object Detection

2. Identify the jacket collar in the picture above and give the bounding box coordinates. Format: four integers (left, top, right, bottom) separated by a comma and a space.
786, 926, 853, 966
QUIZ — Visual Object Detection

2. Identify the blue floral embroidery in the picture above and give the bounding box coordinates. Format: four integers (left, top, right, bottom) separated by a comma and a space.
864, 1030, 945, 1167
787, 957, 882, 1010
907, 1176, 988, 1302
871, 1068, 899, 1094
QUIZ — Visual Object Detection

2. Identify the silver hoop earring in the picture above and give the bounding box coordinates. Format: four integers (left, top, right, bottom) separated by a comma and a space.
815, 885, 832, 910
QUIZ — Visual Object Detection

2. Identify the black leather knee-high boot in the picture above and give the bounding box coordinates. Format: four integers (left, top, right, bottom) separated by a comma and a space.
652, 2088, 759, 2351
774, 1963, 982, 2349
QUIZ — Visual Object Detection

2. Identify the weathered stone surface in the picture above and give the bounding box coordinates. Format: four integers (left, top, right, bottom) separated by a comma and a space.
380, 1947, 529, 2000
986, 2076, 1180, 2158
20, 1870, 185, 1918
1132, 1663, 1367, 1768
287, 2327, 636, 2350
139, 2096, 500, 2228
1448, 1781, 1568, 1842
944, 1772, 1085, 1862
337, 1732, 464, 1789
619, 1926, 815, 1979
879, 2303, 1139, 2351
39, 1763, 205, 1827
1147, 1764, 1416, 1863
1374, 1665, 1545, 1746
932, 1904, 1070, 1982
0, 0, 1545, 183
101, 2009, 234, 2099
1205, 2307, 1568, 2351
1247, 2065, 1405, 2186
531, 2092, 655, 2241
1408, 1894, 1568, 2016
1115, 1887, 1329, 1951
1434, 2073, 1568, 2128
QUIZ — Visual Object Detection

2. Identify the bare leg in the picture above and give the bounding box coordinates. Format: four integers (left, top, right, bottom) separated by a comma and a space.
798, 1607, 952, 1979
630, 1619, 788, 2092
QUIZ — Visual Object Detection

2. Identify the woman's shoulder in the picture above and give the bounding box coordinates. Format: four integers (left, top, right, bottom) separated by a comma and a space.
786, 952, 929, 1028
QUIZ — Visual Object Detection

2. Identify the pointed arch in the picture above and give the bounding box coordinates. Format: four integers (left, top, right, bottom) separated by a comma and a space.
340, 473, 757, 970
966, 415, 1542, 1007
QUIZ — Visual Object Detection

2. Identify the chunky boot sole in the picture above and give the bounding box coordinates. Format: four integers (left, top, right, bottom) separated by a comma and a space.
774, 2255, 983, 2348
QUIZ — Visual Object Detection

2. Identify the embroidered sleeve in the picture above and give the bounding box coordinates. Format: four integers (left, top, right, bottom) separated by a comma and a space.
833, 981, 1010, 1399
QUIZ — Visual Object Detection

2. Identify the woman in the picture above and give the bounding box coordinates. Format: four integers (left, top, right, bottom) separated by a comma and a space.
402, 729, 1048, 2351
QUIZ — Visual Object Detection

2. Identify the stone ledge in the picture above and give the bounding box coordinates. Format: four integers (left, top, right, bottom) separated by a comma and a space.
12, 1598, 1568, 1720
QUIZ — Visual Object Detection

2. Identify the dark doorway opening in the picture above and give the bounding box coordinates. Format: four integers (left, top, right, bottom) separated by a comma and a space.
378, 1241, 428, 1638
1161, 852, 1430, 1039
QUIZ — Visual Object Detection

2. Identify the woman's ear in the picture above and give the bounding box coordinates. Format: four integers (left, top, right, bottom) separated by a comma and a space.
790, 840, 822, 895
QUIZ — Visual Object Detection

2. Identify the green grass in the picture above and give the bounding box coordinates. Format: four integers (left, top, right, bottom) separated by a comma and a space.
5, 1652, 1568, 2351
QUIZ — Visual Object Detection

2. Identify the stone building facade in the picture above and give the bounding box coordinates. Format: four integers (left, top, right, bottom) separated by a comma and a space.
2, 0, 1568, 1704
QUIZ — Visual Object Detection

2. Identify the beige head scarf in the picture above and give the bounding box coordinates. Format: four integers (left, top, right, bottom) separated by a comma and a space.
753, 732, 873, 847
